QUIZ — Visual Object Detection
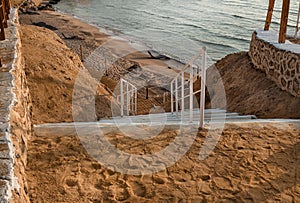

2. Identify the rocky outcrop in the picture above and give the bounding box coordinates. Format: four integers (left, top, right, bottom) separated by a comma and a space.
249, 31, 300, 97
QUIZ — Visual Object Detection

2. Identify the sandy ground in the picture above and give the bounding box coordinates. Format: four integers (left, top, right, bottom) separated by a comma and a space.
17, 9, 300, 203
208, 52, 300, 119
26, 123, 300, 202
20, 25, 114, 124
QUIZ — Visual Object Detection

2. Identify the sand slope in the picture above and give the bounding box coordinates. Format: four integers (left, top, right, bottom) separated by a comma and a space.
201, 52, 300, 119
20, 25, 113, 124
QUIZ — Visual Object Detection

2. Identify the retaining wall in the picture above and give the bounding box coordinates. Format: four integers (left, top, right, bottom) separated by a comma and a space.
0, 9, 31, 203
249, 31, 300, 97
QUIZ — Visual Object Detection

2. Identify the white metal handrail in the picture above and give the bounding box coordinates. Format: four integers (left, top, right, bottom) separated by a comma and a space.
170, 47, 207, 127
116, 79, 138, 117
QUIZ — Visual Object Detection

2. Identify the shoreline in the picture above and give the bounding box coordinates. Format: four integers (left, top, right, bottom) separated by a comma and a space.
53, 8, 190, 67
52, 2, 221, 64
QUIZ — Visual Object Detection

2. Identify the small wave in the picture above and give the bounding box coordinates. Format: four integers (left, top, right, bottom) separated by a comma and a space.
106, 4, 116, 8
232, 14, 245, 19
192, 37, 238, 51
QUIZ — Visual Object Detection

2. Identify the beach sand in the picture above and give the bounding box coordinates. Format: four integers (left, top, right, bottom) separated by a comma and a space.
26, 123, 300, 202
17, 9, 300, 203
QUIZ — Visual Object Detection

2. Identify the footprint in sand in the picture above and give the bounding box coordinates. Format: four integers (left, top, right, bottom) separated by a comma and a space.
65, 178, 78, 187
128, 181, 147, 198
153, 176, 166, 185
108, 184, 130, 201
95, 181, 113, 190
91, 163, 102, 170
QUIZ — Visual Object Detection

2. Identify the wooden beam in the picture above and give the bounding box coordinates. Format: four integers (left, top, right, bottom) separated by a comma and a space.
265, 0, 275, 30
294, 2, 300, 38
278, 0, 290, 43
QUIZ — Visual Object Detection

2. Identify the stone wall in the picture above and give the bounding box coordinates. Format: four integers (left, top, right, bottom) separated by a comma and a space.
0, 9, 31, 203
249, 31, 300, 97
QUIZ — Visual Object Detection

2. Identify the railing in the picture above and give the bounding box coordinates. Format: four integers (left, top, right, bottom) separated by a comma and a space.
116, 79, 138, 117
170, 47, 207, 127
0, 0, 10, 41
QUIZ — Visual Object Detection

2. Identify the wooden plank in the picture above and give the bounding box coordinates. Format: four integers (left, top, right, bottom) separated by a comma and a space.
278, 0, 291, 43
264, 0, 275, 31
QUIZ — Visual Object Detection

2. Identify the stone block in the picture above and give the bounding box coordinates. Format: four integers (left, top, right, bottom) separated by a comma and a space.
0, 72, 12, 87
0, 159, 12, 180
0, 122, 9, 133
0, 179, 9, 203
0, 132, 6, 141
0, 108, 9, 123
0, 142, 10, 159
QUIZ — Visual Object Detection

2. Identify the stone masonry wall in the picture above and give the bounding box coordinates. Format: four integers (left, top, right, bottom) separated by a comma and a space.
0, 9, 31, 203
249, 31, 300, 97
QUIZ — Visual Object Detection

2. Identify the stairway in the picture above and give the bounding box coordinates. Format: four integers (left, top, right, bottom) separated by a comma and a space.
99, 108, 257, 125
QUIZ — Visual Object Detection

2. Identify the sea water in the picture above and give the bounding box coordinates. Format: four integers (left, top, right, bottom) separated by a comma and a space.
56, 0, 300, 62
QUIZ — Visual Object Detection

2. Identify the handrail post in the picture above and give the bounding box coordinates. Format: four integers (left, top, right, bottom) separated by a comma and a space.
120, 79, 124, 117
199, 47, 207, 128
189, 66, 193, 123
171, 82, 174, 114
181, 72, 185, 122
126, 82, 129, 116
134, 88, 137, 115
175, 78, 178, 116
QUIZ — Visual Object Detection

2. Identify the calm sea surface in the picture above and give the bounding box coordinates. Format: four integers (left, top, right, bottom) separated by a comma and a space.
56, 0, 299, 61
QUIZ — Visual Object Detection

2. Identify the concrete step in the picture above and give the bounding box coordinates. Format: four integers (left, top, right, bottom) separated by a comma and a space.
99, 109, 257, 124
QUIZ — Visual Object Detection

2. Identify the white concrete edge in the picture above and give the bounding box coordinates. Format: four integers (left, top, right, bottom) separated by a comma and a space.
255, 30, 300, 54
33, 119, 300, 129
5, 8, 22, 201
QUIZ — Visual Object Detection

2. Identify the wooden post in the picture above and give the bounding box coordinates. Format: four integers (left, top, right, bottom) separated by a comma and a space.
264, 0, 275, 30
80, 45, 83, 62
0, 6, 5, 40
278, 0, 290, 43
294, 2, 300, 38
